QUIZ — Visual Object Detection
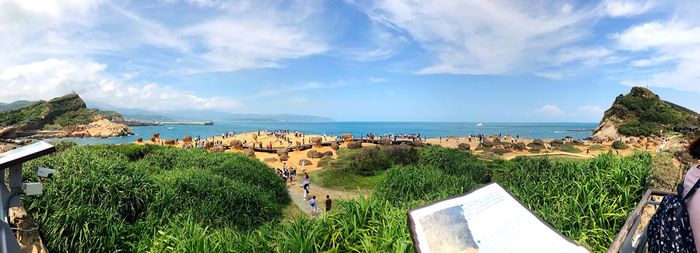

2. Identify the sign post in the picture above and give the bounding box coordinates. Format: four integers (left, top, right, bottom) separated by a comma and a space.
0, 141, 56, 253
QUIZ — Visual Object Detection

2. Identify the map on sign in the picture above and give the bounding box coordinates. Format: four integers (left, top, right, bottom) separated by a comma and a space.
0, 141, 55, 168
408, 183, 591, 253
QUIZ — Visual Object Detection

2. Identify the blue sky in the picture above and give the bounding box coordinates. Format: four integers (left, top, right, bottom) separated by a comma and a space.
1, 0, 699, 122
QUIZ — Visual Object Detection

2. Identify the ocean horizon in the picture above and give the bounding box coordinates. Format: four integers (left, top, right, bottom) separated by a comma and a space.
47, 121, 598, 145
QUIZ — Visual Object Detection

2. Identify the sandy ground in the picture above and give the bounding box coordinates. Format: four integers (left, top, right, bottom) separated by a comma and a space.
423, 135, 660, 158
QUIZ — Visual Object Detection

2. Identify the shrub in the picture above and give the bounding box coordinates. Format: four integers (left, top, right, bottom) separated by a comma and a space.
381, 144, 419, 165
418, 146, 491, 184
349, 147, 391, 176
25, 147, 156, 252
374, 165, 470, 206
23, 145, 288, 252
152, 168, 280, 230
492, 148, 510, 155
558, 143, 583, 153
612, 140, 627, 149
618, 121, 656, 136
495, 153, 651, 252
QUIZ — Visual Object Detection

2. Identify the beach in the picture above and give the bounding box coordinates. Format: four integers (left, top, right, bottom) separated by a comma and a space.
133, 129, 671, 172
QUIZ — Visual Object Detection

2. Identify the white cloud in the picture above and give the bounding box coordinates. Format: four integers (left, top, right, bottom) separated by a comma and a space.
604, 0, 656, 17
616, 19, 700, 92
181, 15, 327, 72
553, 47, 619, 66
535, 72, 563, 80
0, 58, 240, 111
536, 104, 564, 116
615, 22, 700, 51
0, 0, 328, 73
358, 0, 600, 75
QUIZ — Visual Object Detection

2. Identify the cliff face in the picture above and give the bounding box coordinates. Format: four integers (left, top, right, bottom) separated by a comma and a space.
593, 87, 700, 138
0, 94, 132, 138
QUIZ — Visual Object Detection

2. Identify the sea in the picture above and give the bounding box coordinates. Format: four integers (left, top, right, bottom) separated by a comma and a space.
45, 122, 598, 145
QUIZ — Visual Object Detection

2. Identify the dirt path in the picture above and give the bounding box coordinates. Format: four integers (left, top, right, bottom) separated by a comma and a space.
286, 180, 361, 217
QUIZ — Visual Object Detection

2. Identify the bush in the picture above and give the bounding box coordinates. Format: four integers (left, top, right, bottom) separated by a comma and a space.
495, 153, 651, 252
381, 144, 419, 165
492, 148, 510, 155
374, 165, 470, 206
25, 147, 156, 252
418, 146, 491, 184
558, 143, 583, 153
349, 148, 391, 176
23, 145, 288, 252
618, 121, 656, 136
152, 168, 280, 230
612, 140, 627, 149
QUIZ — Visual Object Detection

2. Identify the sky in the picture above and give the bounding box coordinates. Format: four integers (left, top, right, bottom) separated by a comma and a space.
1, 0, 700, 122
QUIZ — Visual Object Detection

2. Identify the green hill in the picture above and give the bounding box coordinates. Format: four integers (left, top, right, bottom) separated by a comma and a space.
0, 100, 34, 113
594, 87, 700, 137
0, 94, 124, 130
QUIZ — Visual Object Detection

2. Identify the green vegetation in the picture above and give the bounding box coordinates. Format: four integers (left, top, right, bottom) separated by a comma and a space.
612, 140, 628, 149
0, 100, 33, 113
348, 145, 418, 175
589, 144, 605, 151
23, 143, 651, 252
0, 93, 120, 130
93, 109, 124, 121
497, 153, 650, 251
311, 168, 385, 192
23, 144, 289, 252
558, 143, 583, 153
603, 87, 700, 136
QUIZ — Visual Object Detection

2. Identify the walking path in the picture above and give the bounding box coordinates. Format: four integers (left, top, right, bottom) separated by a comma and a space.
286, 181, 361, 216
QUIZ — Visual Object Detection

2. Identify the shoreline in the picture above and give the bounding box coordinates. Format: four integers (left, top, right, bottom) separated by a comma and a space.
125, 130, 672, 172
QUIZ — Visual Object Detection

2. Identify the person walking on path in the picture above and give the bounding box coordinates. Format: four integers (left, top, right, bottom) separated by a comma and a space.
325, 195, 332, 212
310, 196, 318, 215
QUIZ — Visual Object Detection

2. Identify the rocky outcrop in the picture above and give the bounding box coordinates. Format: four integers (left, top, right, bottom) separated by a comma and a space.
593, 87, 700, 138
65, 119, 133, 138
0, 93, 134, 139
592, 118, 621, 139
347, 141, 362, 149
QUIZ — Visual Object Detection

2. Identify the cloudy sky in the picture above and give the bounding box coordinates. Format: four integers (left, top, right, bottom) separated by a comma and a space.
1, 0, 699, 122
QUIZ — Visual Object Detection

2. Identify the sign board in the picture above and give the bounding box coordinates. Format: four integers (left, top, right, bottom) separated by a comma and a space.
408, 183, 592, 253
0, 141, 55, 169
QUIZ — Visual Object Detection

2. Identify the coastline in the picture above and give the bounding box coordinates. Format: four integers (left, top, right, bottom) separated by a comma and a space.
128, 129, 668, 172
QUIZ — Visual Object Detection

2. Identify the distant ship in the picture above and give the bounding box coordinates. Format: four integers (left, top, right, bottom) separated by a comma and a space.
204, 121, 214, 125
476, 123, 483, 127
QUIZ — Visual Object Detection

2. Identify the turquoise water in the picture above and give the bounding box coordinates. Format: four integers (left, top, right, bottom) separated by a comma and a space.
47, 122, 597, 145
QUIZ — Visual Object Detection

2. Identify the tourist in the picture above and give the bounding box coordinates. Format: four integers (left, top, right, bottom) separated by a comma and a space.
310, 196, 318, 215
303, 185, 309, 200
684, 137, 700, 252
325, 195, 332, 212
302, 172, 310, 189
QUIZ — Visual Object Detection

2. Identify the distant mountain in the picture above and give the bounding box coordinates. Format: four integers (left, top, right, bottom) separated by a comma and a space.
86, 101, 175, 122
85, 101, 334, 122
159, 110, 335, 122
0, 100, 34, 113
593, 87, 700, 138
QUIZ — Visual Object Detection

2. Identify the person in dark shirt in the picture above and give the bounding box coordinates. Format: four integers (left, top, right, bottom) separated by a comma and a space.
325, 195, 332, 212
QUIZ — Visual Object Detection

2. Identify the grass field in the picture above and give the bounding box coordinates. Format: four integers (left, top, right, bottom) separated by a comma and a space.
22, 143, 651, 252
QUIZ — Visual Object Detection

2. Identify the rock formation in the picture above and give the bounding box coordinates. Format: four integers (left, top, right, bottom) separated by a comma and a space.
593, 87, 700, 138
0, 93, 134, 139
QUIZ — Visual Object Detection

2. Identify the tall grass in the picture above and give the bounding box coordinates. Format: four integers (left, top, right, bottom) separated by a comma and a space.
22, 144, 289, 252
21, 144, 650, 252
